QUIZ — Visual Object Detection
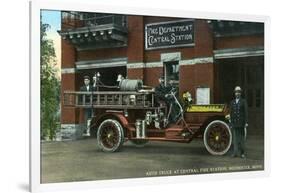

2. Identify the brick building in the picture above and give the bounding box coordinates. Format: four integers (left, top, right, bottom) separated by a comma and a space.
58, 11, 264, 139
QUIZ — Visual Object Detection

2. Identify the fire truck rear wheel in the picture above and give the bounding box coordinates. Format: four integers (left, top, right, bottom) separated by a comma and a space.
203, 120, 232, 156
97, 119, 124, 152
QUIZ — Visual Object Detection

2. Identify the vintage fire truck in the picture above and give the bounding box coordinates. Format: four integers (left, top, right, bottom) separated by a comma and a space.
63, 76, 232, 156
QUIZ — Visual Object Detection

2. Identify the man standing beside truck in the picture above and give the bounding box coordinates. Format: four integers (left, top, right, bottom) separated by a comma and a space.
80, 75, 94, 137
230, 86, 248, 159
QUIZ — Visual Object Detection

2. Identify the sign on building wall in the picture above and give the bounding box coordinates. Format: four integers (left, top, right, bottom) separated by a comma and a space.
196, 87, 210, 105
145, 20, 195, 50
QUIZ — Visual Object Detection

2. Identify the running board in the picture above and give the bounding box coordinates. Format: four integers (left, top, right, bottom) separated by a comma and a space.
129, 137, 193, 143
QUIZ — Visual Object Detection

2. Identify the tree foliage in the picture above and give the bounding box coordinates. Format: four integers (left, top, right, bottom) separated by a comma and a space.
40, 22, 60, 140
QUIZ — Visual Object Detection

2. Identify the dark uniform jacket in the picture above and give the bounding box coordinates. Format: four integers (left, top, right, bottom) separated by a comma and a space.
79, 85, 95, 104
155, 83, 173, 102
230, 98, 248, 128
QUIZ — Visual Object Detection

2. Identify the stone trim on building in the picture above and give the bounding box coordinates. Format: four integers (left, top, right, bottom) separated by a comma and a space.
61, 68, 76, 74
62, 56, 214, 72
214, 47, 264, 59
179, 57, 214, 65
59, 124, 84, 141
127, 56, 214, 69
161, 52, 181, 62
76, 57, 128, 70
127, 62, 145, 69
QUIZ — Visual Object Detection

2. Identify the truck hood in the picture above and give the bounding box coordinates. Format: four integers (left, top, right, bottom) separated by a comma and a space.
186, 104, 227, 113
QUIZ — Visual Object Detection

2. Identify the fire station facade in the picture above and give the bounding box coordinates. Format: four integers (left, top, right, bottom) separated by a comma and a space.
59, 12, 264, 139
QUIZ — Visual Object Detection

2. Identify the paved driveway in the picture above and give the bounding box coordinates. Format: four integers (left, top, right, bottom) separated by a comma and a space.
41, 135, 264, 183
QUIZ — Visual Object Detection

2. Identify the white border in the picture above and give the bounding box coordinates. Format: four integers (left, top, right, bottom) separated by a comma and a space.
30, 0, 270, 192
30, 1, 41, 192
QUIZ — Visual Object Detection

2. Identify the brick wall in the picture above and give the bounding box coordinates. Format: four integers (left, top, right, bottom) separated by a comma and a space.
60, 15, 263, 126
214, 34, 264, 49
61, 37, 81, 124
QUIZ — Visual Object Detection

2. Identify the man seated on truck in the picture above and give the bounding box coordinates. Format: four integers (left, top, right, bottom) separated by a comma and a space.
155, 76, 178, 123
155, 76, 167, 103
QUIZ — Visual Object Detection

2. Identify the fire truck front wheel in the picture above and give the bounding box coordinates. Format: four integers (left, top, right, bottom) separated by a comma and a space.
203, 120, 232, 156
97, 119, 124, 152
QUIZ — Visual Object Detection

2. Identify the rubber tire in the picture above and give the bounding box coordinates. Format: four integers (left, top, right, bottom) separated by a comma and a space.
97, 119, 124, 152
203, 120, 232, 156
130, 139, 149, 147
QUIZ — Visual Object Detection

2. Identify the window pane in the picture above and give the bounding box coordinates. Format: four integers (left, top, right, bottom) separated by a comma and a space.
165, 62, 179, 86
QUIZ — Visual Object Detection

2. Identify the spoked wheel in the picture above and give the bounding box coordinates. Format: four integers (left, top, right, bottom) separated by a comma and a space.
203, 120, 232, 155
97, 119, 124, 152
130, 139, 149, 147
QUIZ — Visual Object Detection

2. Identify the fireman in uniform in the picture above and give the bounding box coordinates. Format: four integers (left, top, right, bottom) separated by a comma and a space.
155, 76, 168, 102
230, 86, 248, 158
155, 76, 177, 123
80, 75, 95, 136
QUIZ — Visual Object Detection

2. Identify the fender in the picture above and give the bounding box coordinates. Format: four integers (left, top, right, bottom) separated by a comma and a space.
93, 112, 129, 129
112, 113, 129, 128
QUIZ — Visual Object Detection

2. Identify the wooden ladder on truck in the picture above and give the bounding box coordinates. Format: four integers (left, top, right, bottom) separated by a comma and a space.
63, 90, 156, 109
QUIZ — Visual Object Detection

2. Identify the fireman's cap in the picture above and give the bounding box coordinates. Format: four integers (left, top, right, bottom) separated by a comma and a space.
83, 75, 90, 80
234, 86, 242, 93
